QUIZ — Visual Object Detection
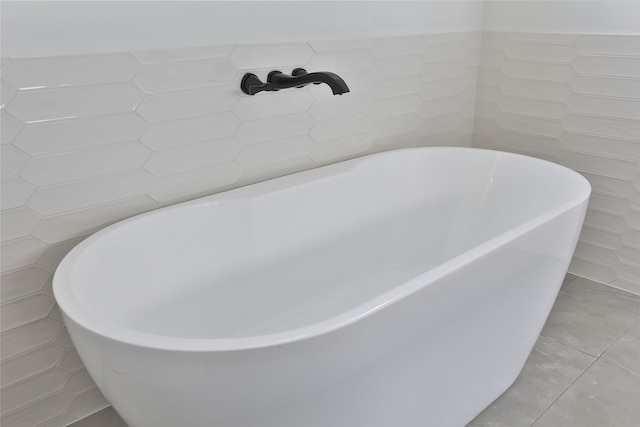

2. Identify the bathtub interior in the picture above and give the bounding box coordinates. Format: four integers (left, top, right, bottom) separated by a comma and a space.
59, 148, 590, 343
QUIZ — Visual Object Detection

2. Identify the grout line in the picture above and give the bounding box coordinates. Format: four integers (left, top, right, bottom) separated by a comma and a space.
531, 320, 636, 426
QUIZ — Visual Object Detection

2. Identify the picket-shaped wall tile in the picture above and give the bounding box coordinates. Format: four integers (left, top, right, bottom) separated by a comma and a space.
498, 96, 567, 119
233, 90, 314, 121
573, 243, 621, 267
1, 293, 56, 332
0, 318, 61, 362
306, 49, 374, 74
500, 78, 572, 101
579, 226, 625, 250
7, 84, 144, 124
310, 133, 373, 165
568, 75, 640, 100
131, 45, 235, 64
372, 55, 423, 78
57, 349, 84, 372
474, 101, 502, 119
566, 95, 640, 120
36, 238, 85, 273
370, 94, 422, 120
0, 392, 74, 427
371, 113, 421, 139
230, 43, 312, 69
503, 42, 577, 62
481, 32, 510, 48
506, 32, 578, 43
419, 95, 463, 118
616, 246, 640, 268
0, 345, 65, 389
494, 131, 564, 157
2, 54, 140, 91
65, 387, 109, 420
574, 35, 640, 56
147, 162, 242, 203
236, 113, 314, 144
1, 81, 17, 109
1, 177, 36, 211
62, 369, 95, 395
133, 58, 237, 94
27, 169, 155, 216
14, 113, 148, 156
502, 60, 574, 81
422, 59, 468, 81
478, 48, 506, 68
371, 36, 424, 57
141, 112, 240, 150
0, 208, 41, 242
1, 111, 23, 144
572, 55, 640, 78
560, 132, 640, 159
309, 94, 372, 120
53, 326, 74, 348
137, 86, 239, 122
144, 137, 242, 176
476, 66, 504, 85
420, 77, 464, 100
1, 145, 29, 178
310, 113, 372, 142
31, 196, 157, 244
495, 115, 565, 137
422, 42, 468, 63
422, 32, 467, 45
237, 135, 314, 168
0, 266, 50, 303
20, 142, 151, 187
614, 263, 640, 283
418, 113, 462, 137
584, 208, 629, 235
563, 114, 640, 140
557, 148, 638, 179
1, 369, 69, 415
581, 172, 637, 198
308, 38, 373, 52
622, 228, 640, 248
238, 156, 317, 188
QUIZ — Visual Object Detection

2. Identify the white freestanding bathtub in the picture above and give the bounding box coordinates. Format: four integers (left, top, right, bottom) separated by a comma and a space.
54, 147, 590, 427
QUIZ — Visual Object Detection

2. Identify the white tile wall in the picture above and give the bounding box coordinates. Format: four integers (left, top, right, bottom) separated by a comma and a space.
0, 31, 637, 427
473, 32, 640, 296
0, 32, 480, 426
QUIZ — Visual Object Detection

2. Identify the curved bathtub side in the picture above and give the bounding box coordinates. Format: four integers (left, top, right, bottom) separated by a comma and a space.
65, 199, 589, 427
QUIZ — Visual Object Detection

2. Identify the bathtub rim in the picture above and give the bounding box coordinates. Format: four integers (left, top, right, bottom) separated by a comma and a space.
53, 147, 591, 353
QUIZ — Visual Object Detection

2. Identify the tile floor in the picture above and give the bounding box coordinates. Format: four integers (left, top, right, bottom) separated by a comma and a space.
69, 274, 640, 427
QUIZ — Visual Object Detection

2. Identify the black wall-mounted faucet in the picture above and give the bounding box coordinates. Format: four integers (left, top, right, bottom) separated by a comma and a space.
241, 68, 350, 96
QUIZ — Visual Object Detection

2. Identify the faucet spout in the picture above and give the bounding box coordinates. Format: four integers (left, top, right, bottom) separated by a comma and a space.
269, 69, 350, 95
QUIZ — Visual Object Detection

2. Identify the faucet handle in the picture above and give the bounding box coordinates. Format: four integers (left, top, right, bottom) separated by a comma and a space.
240, 73, 273, 95
267, 70, 283, 83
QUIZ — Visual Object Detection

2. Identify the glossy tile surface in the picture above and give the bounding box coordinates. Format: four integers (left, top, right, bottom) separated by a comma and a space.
473, 32, 640, 294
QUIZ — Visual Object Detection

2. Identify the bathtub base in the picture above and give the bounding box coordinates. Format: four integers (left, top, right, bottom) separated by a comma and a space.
66, 204, 584, 427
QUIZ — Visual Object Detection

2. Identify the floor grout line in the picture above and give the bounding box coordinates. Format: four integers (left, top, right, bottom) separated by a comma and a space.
530, 317, 638, 426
